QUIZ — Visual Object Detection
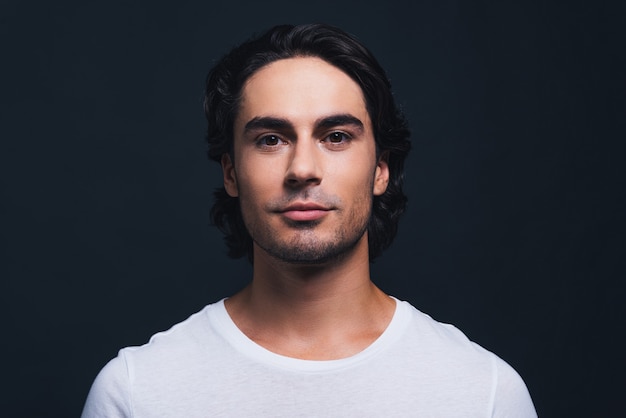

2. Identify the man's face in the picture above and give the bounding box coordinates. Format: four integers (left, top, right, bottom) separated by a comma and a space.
222, 57, 389, 264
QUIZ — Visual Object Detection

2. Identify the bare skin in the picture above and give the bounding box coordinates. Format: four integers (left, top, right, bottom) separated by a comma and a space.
222, 57, 395, 360
225, 236, 395, 360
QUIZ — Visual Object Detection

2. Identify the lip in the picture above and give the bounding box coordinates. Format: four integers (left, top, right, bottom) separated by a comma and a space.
278, 202, 331, 222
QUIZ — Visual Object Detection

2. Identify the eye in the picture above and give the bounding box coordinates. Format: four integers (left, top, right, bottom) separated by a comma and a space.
260, 135, 280, 146
326, 132, 350, 144
256, 134, 286, 150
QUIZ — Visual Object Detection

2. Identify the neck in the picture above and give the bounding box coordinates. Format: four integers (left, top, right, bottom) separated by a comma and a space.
224, 234, 395, 359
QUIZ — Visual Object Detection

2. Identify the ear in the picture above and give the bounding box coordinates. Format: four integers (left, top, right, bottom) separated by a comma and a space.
373, 151, 390, 196
221, 153, 239, 197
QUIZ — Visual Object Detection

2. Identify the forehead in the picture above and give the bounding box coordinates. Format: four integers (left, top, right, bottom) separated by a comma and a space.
235, 57, 370, 129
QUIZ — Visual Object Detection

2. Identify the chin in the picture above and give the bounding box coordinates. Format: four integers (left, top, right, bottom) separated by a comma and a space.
260, 235, 364, 265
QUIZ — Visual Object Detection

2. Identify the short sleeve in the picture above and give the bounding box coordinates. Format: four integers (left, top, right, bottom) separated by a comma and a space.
81, 353, 133, 418
491, 355, 537, 418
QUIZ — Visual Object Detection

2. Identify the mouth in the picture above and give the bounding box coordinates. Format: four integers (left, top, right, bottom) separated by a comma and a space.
277, 202, 332, 222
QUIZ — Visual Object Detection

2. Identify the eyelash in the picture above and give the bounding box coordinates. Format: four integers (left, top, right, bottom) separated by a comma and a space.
324, 131, 351, 144
256, 135, 285, 148
255, 131, 352, 150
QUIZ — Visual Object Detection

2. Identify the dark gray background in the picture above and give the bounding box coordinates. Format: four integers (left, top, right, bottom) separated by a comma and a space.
2, 1, 624, 416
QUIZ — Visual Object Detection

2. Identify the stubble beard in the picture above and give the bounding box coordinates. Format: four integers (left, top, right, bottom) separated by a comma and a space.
239, 182, 375, 265
245, 204, 372, 265
256, 217, 369, 265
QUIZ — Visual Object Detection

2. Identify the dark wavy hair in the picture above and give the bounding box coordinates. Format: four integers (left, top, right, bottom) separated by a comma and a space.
204, 23, 411, 262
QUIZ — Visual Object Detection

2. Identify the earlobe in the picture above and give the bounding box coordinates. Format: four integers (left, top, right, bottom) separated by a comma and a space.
221, 154, 239, 197
373, 152, 390, 196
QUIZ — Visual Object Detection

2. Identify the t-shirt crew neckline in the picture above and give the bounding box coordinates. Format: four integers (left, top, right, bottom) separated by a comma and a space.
207, 296, 409, 373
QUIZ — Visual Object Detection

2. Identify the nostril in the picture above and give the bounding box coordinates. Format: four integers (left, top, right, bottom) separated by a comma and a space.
285, 176, 321, 188
284, 142, 322, 185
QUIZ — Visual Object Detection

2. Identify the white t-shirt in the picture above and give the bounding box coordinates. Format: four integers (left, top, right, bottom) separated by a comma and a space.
82, 298, 536, 417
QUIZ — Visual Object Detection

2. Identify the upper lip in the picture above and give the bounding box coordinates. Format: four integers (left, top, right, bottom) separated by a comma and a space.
279, 202, 330, 212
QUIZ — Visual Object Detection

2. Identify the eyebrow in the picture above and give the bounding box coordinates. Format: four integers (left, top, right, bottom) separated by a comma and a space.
243, 114, 365, 135
244, 116, 293, 133
315, 114, 364, 132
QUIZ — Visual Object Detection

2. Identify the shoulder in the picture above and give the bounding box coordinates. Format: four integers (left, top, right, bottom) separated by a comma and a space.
491, 354, 538, 417
81, 354, 131, 418
81, 301, 223, 417
396, 300, 536, 416
398, 300, 492, 363
122, 302, 218, 363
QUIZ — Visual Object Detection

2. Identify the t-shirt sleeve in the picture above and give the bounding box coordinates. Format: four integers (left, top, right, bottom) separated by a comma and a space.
491, 354, 537, 418
81, 353, 132, 418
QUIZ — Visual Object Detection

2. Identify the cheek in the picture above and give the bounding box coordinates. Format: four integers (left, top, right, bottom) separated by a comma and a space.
331, 156, 377, 187
235, 160, 283, 203
327, 166, 376, 213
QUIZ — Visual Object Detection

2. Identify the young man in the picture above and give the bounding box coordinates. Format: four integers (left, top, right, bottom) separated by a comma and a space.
83, 24, 536, 417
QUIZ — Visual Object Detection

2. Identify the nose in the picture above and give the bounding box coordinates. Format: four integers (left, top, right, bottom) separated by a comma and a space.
285, 139, 322, 188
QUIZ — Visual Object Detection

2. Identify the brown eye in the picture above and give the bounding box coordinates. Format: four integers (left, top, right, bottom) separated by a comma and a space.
328, 132, 348, 143
260, 135, 280, 146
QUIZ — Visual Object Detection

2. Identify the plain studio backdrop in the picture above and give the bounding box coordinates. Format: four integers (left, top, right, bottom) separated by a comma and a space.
1, 1, 624, 416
